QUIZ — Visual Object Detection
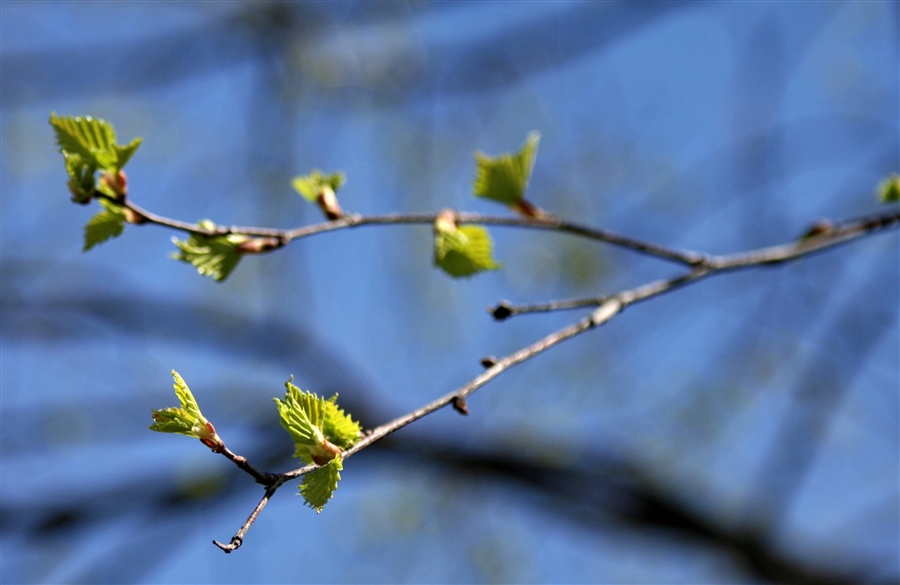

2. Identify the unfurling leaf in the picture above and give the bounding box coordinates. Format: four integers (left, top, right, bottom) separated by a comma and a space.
170, 220, 246, 282
49, 112, 142, 173
878, 173, 900, 203
473, 131, 540, 206
274, 380, 361, 464
433, 210, 501, 278
83, 199, 126, 251
292, 170, 346, 219
274, 381, 360, 512
65, 152, 98, 204
50, 113, 142, 205
300, 457, 343, 513
150, 371, 222, 450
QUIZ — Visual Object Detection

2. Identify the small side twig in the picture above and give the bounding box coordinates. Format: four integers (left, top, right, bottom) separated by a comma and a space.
209, 206, 899, 551
490, 296, 608, 321
213, 484, 279, 553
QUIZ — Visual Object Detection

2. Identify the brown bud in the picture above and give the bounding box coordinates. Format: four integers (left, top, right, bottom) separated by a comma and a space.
122, 207, 147, 224
510, 199, 550, 219
480, 356, 497, 368
451, 396, 469, 415
100, 169, 128, 200
237, 237, 281, 254
317, 186, 344, 220
491, 302, 514, 321
800, 219, 834, 240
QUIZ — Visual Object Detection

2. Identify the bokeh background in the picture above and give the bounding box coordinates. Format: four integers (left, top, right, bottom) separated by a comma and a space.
2, 2, 898, 583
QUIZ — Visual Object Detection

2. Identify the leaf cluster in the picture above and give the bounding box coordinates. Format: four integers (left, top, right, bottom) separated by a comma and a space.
149, 371, 222, 450
49, 113, 141, 203
434, 223, 501, 277
274, 381, 362, 511
170, 220, 247, 282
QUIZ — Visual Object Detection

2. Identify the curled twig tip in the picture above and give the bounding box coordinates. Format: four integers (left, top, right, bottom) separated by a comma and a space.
213, 536, 242, 553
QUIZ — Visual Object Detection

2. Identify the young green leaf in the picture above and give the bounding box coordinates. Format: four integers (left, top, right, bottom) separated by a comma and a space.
434, 219, 501, 278
878, 173, 900, 203
299, 457, 343, 513
292, 170, 346, 219
170, 220, 247, 282
274, 380, 361, 464
292, 171, 346, 203
64, 152, 98, 204
49, 113, 142, 172
113, 137, 143, 170
150, 371, 222, 450
83, 199, 126, 251
473, 131, 540, 205
50, 113, 116, 169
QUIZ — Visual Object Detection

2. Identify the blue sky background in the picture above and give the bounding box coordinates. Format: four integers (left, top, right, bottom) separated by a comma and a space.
2, 2, 898, 583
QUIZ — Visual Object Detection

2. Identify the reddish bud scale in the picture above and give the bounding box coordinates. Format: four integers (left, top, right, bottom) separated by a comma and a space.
100, 170, 128, 201
510, 199, 553, 219
317, 186, 344, 220
310, 439, 343, 465
237, 237, 281, 254
200, 421, 224, 452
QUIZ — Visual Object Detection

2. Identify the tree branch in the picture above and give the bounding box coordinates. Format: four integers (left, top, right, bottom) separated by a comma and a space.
112, 195, 704, 266
205, 205, 898, 550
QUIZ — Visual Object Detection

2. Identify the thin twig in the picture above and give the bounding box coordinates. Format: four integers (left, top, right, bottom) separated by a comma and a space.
488, 209, 900, 320
218, 446, 277, 486
489, 297, 608, 320
213, 485, 278, 553
117, 187, 896, 551
106, 194, 703, 266
210, 205, 898, 550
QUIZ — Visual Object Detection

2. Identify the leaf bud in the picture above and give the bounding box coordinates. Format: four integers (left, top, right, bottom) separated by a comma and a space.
318, 185, 344, 220
434, 208, 458, 234
451, 396, 469, 415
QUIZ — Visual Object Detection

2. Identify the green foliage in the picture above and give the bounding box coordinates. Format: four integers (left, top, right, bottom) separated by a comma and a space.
434, 224, 501, 278
274, 381, 361, 463
83, 199, 126, 251
49, 113, 142, 202
170, 220, 246, 282
291, 170, 346, 203
878, 173, 900, 203
149, 371, 222, 449
64, 153, 98, 204
473, 131, 540, 205
299, 457, 343, 513
274, 381, 360, 512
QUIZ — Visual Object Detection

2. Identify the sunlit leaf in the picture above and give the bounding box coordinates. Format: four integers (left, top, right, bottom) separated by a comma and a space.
291, 170, 346, 203
170, 220, 246, 282
274, 381, 361, 464
299, 457, 343, 513
149, 371, 221, 448
434, 224, 501, 278
473, 131, 540, 205
83, 199, 126, 251
113, 136, 143, 170
50, 113, 116, 167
